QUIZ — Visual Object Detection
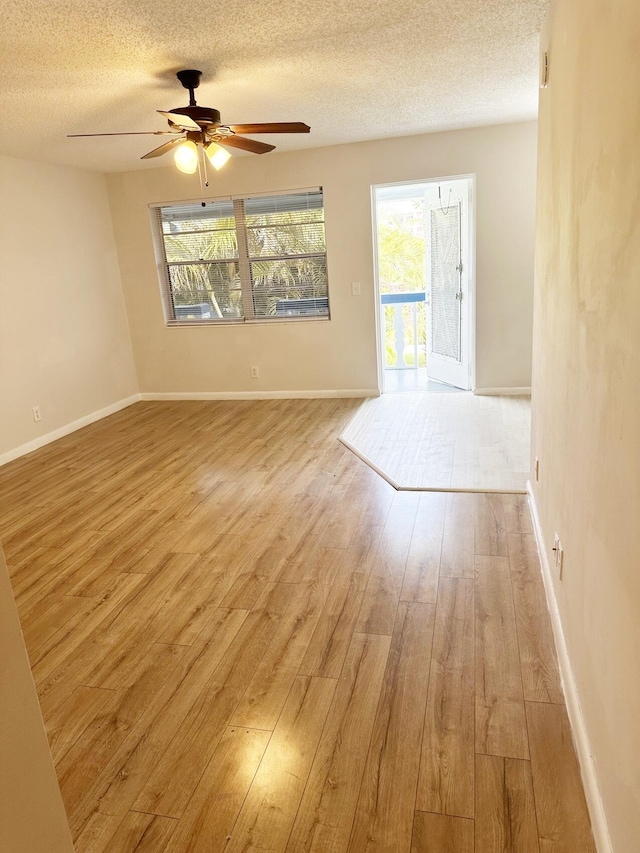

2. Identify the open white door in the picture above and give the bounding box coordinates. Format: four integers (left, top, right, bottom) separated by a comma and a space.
426, 192, 470, 389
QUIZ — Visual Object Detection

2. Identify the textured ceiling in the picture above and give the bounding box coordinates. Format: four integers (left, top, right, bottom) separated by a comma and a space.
0, 0, 548, 173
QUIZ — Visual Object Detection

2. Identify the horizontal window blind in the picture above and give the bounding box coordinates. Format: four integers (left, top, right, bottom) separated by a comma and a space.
155, 199, 242, 322
153, 189, 329, 324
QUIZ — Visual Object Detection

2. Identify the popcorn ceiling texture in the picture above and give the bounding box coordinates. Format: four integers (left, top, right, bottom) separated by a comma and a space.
0, 0, 548, 172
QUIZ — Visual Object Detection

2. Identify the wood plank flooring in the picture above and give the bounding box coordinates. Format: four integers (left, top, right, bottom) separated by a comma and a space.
340, 392, 531, 492
0, 400, 595, 852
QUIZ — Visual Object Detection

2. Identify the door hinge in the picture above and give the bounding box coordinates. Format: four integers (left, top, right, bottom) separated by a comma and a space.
455, 291, 463, 301
456, 262, 464, 273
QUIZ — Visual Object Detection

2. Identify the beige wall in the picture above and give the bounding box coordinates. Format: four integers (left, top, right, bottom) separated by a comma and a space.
0, 543, 74, 852
532, 1, 640, 850
0, 155, 138, 459
107, 121, 537, 395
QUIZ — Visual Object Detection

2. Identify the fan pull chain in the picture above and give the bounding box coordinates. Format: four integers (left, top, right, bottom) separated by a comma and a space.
197, 143, 210, 197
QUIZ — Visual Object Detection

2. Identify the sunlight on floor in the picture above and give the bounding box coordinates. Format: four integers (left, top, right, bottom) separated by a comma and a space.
383, 368, 462, 394
341, 392, 531, 493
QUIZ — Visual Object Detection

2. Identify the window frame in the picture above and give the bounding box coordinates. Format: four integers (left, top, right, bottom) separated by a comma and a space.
150, 187, 331, 327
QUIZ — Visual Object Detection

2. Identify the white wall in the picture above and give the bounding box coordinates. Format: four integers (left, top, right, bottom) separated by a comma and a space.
532, 1, 640, 850
107, 121, 537, 395
0, 155, 138, 459
0, 543, 74, 852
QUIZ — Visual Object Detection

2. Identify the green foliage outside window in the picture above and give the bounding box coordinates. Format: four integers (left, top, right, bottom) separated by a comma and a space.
377, 200, 427, 367
160, 197, 328, 320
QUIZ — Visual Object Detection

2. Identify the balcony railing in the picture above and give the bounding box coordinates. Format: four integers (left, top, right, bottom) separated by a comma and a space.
381, 291, 426, 369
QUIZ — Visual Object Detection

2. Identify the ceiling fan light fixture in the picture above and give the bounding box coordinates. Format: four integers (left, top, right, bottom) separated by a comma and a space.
174, 140, 198, 174
206, 142, 231, 171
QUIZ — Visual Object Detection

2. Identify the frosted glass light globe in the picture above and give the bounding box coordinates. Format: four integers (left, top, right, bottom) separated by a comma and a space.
206, 142, 231, 171
174, 140, 198, 174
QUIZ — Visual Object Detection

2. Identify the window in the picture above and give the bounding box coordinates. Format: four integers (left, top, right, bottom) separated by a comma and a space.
152, 188, 329, 324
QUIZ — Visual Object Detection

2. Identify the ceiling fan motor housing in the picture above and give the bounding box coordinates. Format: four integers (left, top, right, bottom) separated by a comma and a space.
168, 105, 221, 127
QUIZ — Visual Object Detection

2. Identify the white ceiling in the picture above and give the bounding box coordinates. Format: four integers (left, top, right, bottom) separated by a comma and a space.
0, 0, 548, 173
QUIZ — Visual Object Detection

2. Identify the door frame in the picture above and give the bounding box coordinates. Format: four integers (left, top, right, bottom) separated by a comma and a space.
370, 174, 476, 393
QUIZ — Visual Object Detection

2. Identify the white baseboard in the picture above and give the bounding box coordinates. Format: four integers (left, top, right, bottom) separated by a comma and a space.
474, 386, 531, 396
140, 389, 379, 401
0, 394, 141, 468
526, 482, 612, 853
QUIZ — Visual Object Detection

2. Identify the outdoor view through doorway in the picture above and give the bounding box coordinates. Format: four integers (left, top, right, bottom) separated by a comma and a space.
374, 177, 473, 393
342, 176, 529, 492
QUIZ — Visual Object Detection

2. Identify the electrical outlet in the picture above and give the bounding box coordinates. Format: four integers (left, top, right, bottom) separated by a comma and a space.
250, 366, 259, 379
534, 458, 540, 481
351, 281, 361, 296
32, 405, 41, 423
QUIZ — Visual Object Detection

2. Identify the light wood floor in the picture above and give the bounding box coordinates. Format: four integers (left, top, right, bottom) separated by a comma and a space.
341, 392, 531, 492
0, 400, 594, 852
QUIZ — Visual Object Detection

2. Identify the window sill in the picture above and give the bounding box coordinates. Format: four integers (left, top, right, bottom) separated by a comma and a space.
165, 315, 331, 328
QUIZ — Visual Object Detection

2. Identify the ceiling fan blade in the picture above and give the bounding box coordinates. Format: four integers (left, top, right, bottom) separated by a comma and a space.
228, 122, 310, 135
140, 137, 186, 159
218, 135, 275, 154
157, 110, 201, 131
67, 131, 175, 137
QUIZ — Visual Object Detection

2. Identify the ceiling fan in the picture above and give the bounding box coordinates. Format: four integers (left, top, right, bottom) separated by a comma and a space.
68, 69, 310, 177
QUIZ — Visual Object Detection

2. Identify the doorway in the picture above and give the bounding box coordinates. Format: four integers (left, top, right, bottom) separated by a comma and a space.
372, 176, 474, 393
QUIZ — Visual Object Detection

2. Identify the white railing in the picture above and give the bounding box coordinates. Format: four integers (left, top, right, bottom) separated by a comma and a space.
382, 291, 426, 369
